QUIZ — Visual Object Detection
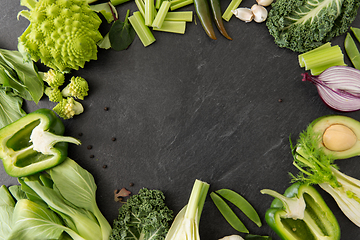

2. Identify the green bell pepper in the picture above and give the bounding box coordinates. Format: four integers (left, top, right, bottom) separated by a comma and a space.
261, 182, 340, 240
0, 108, 80, 177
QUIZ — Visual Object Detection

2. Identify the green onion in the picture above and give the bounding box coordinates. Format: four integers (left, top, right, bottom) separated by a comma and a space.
153, 20, 186, 34
128, 11, 156, 47
152, 1, 171, 28
145, 0, 155, 25
170, 0, 193, 11
165, 11, 193, 22
222, 0, 243, 22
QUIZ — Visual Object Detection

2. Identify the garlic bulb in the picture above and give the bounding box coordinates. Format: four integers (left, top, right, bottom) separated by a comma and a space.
256, 0, 273, 7
219, 235, 244, 240
251, 4, 268, 23
232, 8, 254, 23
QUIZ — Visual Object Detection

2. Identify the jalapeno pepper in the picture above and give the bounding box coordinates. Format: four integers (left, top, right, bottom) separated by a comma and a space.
194, 0, 217, 40
0, 108, 81, 177
261, 182, 340, 240
209, 0, 232, 40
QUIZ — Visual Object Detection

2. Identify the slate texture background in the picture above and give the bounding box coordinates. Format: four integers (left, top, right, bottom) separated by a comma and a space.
1, 0, 360, 239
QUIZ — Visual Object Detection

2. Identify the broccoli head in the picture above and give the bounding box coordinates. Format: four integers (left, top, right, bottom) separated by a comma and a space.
53, 97, 84, 119
42, 69, 65, 88
62, 76, 89, 100
44, 87, 63, 102
18, 0, 103, 72
110, 188, 173, 240
266, 0, 360, 53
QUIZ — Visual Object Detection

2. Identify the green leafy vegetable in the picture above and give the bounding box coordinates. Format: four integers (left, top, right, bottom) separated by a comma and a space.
0, 89, 26, 128
110, 188, 173, 240
109, 10, 136, 51
266, 0, 360, 53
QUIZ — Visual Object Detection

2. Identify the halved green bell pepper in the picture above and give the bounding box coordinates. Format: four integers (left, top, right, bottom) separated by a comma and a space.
0, 108, 80, 177
261, 182, 340, 240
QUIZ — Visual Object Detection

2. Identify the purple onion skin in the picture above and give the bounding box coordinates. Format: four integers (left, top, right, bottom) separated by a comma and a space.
302, 66, 360, 112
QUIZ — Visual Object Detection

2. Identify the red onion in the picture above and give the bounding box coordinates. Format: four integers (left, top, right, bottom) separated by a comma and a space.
302, 66, 360, 112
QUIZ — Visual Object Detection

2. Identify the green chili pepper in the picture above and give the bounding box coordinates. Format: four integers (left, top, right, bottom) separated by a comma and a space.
194, 0, 217, 40
210, 192, 249, 233
344, 33, 360, 70
0, 108, 81, 177
261, 182, 340, 240
209, 0, 232, 40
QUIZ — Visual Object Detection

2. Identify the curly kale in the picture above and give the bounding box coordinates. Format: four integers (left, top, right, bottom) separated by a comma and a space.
266, 0, 360, 53
110, 188, 173, 240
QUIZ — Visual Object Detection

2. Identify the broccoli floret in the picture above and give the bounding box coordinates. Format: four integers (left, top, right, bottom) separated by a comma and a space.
61, 76, 89, 100
110, 188, 173, 240
42, 69, 65, 88
53, 97, 84, 120
44, 87, 63, 102
18, 0, 103, 72
266, 0, 360, 53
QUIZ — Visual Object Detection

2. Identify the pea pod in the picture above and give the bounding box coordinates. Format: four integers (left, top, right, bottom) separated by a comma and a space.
194, 0, 217, 40
210, 192, 249, 233
209, 0, 232, 40
344, 33, 360, 70
216, 189, 261, 227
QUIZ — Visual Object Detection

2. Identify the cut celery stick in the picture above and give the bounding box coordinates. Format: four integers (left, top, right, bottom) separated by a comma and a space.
165, 11, 193, 22
298, 42, 331, 68
155, 0, 163, 9
153, 20, 186, 34
110, 0, 131, 5
152, 1, 171, 28
170, 0, 193, 11
145, 0, 155, 26
310, 61, 347, 75
303, 46, 344, 70
222, 0, 243, 21
135, 0, 146, 17
129, 11, 156, 47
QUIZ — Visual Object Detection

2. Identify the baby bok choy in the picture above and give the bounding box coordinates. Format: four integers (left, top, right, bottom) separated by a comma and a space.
165, 179, 209, 240
291, 123, 360, 227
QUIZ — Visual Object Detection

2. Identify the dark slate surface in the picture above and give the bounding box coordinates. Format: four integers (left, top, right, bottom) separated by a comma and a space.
1, 0, 360, 239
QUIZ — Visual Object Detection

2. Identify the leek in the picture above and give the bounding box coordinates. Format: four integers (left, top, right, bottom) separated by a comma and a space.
165, 179, 209, 240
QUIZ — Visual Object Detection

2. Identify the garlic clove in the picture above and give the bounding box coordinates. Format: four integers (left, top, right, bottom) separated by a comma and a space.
256, 0, 273, 7
231, 8, 254, 23
251, 4, 268, 23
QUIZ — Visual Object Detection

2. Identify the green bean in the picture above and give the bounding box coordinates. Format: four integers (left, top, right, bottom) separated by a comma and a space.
216, 189, 262, 227
344, 32, 360, 70
210, 192, 249, 233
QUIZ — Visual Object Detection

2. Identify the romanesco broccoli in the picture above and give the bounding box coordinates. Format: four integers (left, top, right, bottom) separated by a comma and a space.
18, 0, 103, 72
62, 76, 89, 100
45, 87, 63, 102
53, 97, 84, 119
110, 188, 173, 240
42, 69, 65, 88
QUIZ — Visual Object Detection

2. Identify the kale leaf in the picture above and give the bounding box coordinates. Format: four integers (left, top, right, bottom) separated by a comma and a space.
110, 188, 173, 240
266, 0, 360, 53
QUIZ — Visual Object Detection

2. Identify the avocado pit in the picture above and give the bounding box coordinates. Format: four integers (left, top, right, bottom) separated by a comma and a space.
322, 124, 357, 152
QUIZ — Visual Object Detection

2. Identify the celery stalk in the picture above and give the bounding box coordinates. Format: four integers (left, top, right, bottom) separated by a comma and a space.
170, 0, 193, 11
110, 0, 131, 6
153, 20, 186, 34
152, 1, 171, 28
135, 0, 145, 17
128, 11, 156, 47
303, 46, 344, 70
145, 0, 155, 26
165, 11, 193, 22
155, 0, 163, 9
298, 43, 331, 68
222, 0, 243, 21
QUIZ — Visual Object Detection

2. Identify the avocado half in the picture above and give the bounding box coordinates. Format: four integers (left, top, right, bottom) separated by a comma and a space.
311, 115, 360, 159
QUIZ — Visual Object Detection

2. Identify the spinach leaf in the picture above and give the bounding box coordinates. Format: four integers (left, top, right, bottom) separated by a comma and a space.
109, 9, 135, 51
